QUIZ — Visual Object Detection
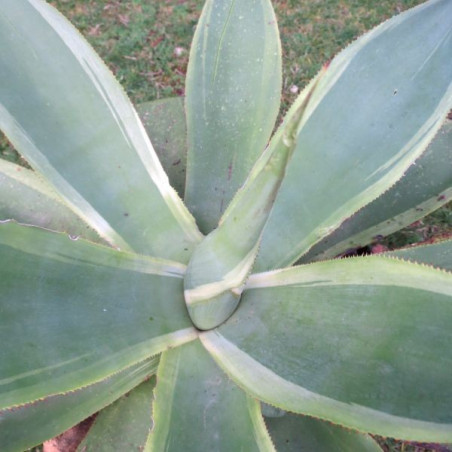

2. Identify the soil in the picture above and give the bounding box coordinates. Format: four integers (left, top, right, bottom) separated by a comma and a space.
43, 415, 96, 452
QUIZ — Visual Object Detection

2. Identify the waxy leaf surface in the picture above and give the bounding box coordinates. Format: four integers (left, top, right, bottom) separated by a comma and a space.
146, 340, 274, 451
137, 98, 187, 198
202, 257, 452, 442
0, 159, 100, 242
0, 0, 201, 261
78, 377, 156, 452
300, 119, 452, 263
0, 222, 197, 410
266, 413, 382, 452
185, 0, 282, 232
255, 0, 452, 271
388, 239, 452, 271
0, 358, 158, 452
184, 90, 315, 329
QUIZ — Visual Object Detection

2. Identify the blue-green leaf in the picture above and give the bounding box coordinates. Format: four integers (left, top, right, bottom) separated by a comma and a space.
77, 377, 156, 452
184, 0, 282, 232
0, 0, 202, 261
255, 0, 452, 271
0, 358, 158, 452
137, 98, 187, 198
300, 119, 452, 263
386, 239, 452, 271
0, 159, 101, 242
184, 82, 319, 330
266, 412, 382, 452
0, 222, 197, 410
145, 340, 274, 451
202, 257, 452, 442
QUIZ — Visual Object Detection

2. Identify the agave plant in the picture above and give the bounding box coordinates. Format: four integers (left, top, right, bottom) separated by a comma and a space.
0, 0, 451, 450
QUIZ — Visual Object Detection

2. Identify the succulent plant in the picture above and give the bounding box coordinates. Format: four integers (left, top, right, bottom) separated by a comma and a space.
0, 0, 451, 451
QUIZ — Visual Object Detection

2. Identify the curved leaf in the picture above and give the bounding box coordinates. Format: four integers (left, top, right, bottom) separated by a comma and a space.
77, 377, 156, 452
255, 0, 452, 271
266, 413, 382, 452
145, 340, 274, 451
0, 159, 101, 242
300, 119, 452, 263
387, 239, 452, 271
201, 257, 452, 442
137, 98, 187, 198
184, 0, 282, 233
184, 87, 317, 330
0, 0, 202, 261
0, 97, 187, 240
0, 222, 197, 410
0, 357, 158, 452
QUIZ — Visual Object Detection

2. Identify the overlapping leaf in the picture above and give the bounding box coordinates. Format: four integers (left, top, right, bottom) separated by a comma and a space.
387, 239, 452, 271
254, 0, 452, 271
184, 0, 282, 232
145, 340, 274, 451
0, 159, 100, 242
0, 357, 158, 452
0, 98, 187, 241
137, 98, 187, 198
202, 256, 452, 442
0, 222, 197, 410
300, 119, 452, 263
1, 0, 451, 450
184, 85, 318, 330
77, 377, 156, 452
265, 413, 382, 452
0, 0, 201, 262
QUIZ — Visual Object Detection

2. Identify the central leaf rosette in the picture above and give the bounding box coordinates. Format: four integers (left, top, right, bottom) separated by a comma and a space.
183, 234, 252, 330
183, 89, 319, 329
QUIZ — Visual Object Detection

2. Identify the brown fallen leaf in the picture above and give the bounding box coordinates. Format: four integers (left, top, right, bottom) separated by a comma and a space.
117, 14, 130, 27
43, 416, 96, 452
87, 24, 101, 36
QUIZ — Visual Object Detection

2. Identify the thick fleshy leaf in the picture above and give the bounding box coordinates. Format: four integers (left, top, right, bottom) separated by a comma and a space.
201, 257, 452, 442
145, 340, 274, 452
300, 119, 452, 263
77, 377, 156, 452
0, 159, 101, 242
0, 0, 202, 261
265, 413, 382, 452
0, 357, 158, 452
0, 97, 186, 240
254, 0, 452, 271
184, 0, 282, 233
387, 240, 452, 271
184, 87, 318, 330
0, 222, 197, 410
137, 98, 187, 198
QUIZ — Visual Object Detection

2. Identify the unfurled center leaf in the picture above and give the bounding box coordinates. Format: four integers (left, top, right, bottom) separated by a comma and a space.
184, 77, 323, 330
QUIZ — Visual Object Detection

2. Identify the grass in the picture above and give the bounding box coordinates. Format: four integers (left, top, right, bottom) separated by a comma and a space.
4, 1, 451, 451
51, 0, 201, 103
